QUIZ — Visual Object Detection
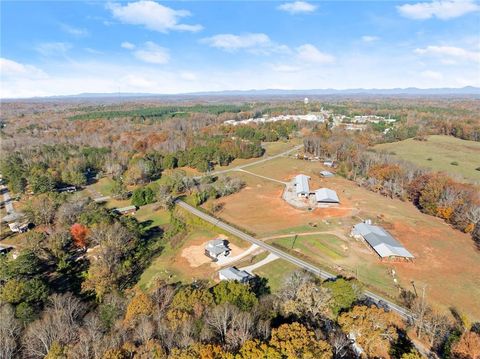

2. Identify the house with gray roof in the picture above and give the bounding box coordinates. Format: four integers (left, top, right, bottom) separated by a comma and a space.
352, 222, 414, 260
294, 174, 310, 197
218, 267, 251, 282
314, 188, 340, 204
205, 239, 230, 260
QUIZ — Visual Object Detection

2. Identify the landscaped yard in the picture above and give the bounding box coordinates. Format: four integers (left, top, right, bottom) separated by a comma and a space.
374, 135, 480, 184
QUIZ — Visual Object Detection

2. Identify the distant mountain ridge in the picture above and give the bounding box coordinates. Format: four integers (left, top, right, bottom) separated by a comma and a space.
5, 86, 480, 101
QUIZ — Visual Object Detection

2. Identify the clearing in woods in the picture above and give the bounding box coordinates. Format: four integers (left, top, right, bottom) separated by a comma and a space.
373, 135, 480, 184
207, 155, 480, 320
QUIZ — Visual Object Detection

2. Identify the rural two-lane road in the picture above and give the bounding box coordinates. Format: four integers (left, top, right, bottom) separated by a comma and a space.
176, 200, 413, 320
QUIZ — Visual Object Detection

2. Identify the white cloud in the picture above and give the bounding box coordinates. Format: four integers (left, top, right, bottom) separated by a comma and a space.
397, 0, 480, 20
61, 23, 89, 37
271, 64, 302, 72
278, 1, 317, 14
180, 71, 198, 81
35, 42, 72, 56
133, 42, 170, 64
0, 58, 47, 79
121, 41, 136, 49
107, 0, 203, 33
201, 33, 271, 51
121, 74, 157, 88
296, 44, 335, 64
421, 70, 443, 80
415, 45, 480, 63
362, 35, 380, 43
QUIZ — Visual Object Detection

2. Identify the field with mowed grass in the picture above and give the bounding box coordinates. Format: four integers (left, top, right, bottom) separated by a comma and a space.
206, 155, 480, 320
373, 135, 480, 184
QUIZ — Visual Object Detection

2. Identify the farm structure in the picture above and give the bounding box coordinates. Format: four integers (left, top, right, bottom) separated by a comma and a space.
294, 174, 310, 197
205, 238, 231, 261
320, 170, 334, 177
286, 174, 340, 209
351, 222, 414, 261
314, 188, 340, 204
218, 267, 252, 282
114, 205, 137, 215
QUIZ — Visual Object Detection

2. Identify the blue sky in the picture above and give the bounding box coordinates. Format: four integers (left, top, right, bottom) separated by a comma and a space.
1, 0, 479, 97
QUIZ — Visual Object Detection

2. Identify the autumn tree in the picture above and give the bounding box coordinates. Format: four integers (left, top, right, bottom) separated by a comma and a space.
338, 305, 403, 358
269, 322, 332, 359
451, 331, 480, 359
70, 223, 89, 249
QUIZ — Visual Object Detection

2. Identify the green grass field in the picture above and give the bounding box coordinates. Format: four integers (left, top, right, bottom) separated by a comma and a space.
271, 234, 347, 260
374, 135, 480, 184
253, 259, 299, 292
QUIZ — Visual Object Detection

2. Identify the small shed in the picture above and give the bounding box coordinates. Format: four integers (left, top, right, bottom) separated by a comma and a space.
320, 170, 334, 178
294, 174, 310, 197
323, 160, 335, 167
114, 205, 137, 215
218, 267, 251, 282
314, 188, 340, 203
205, 239, 230, 260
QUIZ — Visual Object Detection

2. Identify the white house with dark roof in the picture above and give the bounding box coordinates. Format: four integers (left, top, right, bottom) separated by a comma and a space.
218, 267, 251, 282
314, 188, 340, 204
205, 239, 230, 260
352, 222, 414, 260
294, 174, 310, 197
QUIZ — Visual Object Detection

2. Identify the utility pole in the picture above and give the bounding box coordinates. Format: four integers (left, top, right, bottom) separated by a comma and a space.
291, 234, 298, 249
411, 280, 418, 297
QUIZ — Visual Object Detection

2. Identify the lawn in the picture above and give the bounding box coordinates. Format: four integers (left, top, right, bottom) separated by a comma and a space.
135, 204, 170, 230
374, 135, 480, 184
253, 259, 299, 292
270, 234, 347, 261
138, 229, 218, 289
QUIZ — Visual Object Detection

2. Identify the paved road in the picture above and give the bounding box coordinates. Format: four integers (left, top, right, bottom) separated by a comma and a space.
176, 200, 413, 320
194, 144, 302, 179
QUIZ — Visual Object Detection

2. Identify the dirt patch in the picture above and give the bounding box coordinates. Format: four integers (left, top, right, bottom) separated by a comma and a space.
180, 234, 243, 268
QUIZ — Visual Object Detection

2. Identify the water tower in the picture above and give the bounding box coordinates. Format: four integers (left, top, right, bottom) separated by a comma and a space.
304, 97, 309, 105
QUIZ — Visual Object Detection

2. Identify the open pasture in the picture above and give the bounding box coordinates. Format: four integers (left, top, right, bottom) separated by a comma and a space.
374, 135, 480, 184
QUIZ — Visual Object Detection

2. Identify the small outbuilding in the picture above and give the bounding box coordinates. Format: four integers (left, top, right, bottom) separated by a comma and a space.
351, 222, 414, 260
218, 267, 251, 282
294, 174, 310, 197
205, 239, 230, 260
320, 170, 334, 178
323, 160, 335, 167
114, 205, 137, 215
314, 188, 340, 204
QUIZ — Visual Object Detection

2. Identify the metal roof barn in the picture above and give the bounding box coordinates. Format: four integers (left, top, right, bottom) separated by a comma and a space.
294, 174, 310, 196
352, 223, 414, 259
314, 188, 340, 203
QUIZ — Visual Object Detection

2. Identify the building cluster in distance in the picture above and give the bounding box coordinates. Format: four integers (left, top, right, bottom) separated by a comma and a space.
223, 113, 326, 126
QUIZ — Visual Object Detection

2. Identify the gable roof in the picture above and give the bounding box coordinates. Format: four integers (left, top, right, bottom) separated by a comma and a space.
294, 174, 310, 195
314, 188, 339, 203
205, 239, 229, 255
218, 267, 251, 281
353, 223, 414, 258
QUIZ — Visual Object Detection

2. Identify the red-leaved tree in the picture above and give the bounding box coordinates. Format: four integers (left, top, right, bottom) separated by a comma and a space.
70, 223, 88, 249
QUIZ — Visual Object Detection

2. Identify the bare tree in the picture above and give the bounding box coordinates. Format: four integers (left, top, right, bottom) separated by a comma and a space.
0, 304, 21, 359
